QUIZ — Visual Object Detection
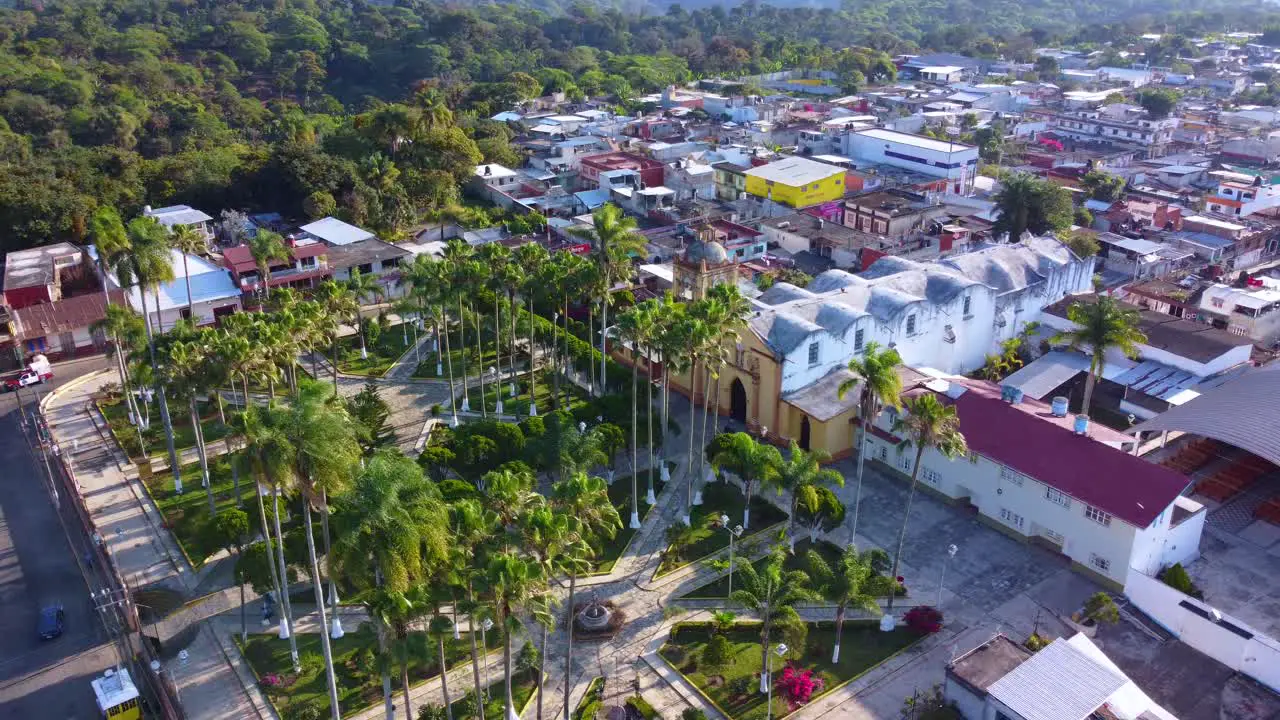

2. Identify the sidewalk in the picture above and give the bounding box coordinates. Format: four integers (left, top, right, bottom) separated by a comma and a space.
44, 370, 275, 720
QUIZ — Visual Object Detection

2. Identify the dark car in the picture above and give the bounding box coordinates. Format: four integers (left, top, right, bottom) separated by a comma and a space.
37, 604, 65, 640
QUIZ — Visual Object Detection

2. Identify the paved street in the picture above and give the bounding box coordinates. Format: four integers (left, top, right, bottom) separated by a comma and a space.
0, 356, 120, 720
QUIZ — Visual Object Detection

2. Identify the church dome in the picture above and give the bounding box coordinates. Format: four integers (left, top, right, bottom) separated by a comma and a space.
685, 239, 728, 265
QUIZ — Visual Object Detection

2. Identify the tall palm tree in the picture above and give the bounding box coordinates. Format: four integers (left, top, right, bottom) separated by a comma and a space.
711, 432, 782, 530
89, 206, 130, 307
693, 296, 729, 495
347, 268, 385, 361
248, 229, 290, 301
1051, 296, 1147, 415
703, 283, 752, 436
653, 297, 687, 484
774, 441, 844, 550
121, 216, 182, 491
316, 280, 359, 393
451, 499, 497, 720
568, 204, 647, 396
519, 505, 580, 720
537, 253, 571, 409
93, 305, 146, 445
486, 551, 544, 720
239, 404, 300, 668
729, 548, 819, 693
478, 243, 515, 407
333, 451, 450, 720
169, 224, 207, 319
806, 547, 890, 663
888, 393, 968, 612
368, 587, 428, 720
836, 342, 903, 548
678, 312, 711, 524
443, 241, 481, 412
551, 472, 621, 720
280, 381, 364, 719
161, 327, 216, 514
628, 299, 662, 505
616, 304, 650, 529
514, 244, 548, 415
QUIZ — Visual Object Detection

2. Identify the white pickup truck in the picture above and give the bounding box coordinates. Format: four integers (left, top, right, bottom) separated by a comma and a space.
3, 354, 53, 392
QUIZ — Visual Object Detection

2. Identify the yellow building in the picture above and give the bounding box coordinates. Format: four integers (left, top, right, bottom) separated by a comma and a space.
744, 156, 846, 208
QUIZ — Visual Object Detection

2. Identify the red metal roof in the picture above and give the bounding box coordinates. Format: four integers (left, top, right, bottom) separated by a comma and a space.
13, 290, 125, 340
935, 378, 1190, 527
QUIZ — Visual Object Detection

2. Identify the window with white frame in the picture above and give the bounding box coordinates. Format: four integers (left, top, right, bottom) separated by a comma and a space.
999, 466, 1024, 486
1042, 527, 1064, 543
878, 445, 888, 462
1085, 505, 1112, 527
898, 453, 913, 472
1089, 554, 1111, 572
854, 328, 865, 351
1045, 488, 1071, 508
922, 468, 941, 484
906, 314, 917, 335
999, 508, 1025, 531
808, 342, 820, 367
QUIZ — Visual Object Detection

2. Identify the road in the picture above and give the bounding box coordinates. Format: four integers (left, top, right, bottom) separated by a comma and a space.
0, 356, 119, 719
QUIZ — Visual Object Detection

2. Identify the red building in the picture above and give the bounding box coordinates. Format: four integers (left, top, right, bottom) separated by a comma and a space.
578, 152, 666, 190
221, 238, 332, 296
2, 243, 90, 310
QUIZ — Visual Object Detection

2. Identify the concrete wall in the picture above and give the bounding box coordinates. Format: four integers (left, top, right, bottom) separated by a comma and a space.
943, 676, 988, 720
1124, 567, 1280, 693
146, 297, 238, 334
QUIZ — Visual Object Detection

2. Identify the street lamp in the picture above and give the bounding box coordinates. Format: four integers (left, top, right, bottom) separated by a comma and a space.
481, 617, 495, 699
720, 515, 744, 600
599, 324, 619, 397
490, 366, 502, 414
938, 544, 958, 608
765, 642, 788, 720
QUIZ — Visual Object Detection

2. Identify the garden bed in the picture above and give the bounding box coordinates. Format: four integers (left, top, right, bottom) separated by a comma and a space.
678, 540, 844, 599
410, 328, 501, 379
470, 370, 588, 416
656, 482, 788, 577
573, 677, 605, 720
98, 394, 233, 459
141, 453, 259, 567
239, 623, 500, 718
446, 667, 540, 720
658, 621, 920, 720
336, 323, 414, 376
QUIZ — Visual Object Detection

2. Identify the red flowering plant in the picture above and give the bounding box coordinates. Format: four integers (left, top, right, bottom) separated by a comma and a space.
903, 605, 944, 635
775, 667, 824, 705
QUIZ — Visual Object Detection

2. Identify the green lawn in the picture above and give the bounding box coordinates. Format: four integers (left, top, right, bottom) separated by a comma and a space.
411, 329, 502, 379
572, 676, 604, 720
241, 623, 501, 718
99, 394, 234, 459
657, 482, 789, 576
471, 370, 589, 417
592, 468, 669, 574
659, 622, 919, 720
679, 540, 844, 599
142, 453, 260, 567
447, 667, 539, 720
336, 323, 415, 376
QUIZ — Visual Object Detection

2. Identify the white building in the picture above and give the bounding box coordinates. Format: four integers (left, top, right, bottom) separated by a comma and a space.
1204, 178, 1280, 218
122, 249, 241, 332
843, 128, 979, 193
749, 235, 1096, 383
300, 217, 376, 246
143, 204, 214, 245
862, 373, 1203, 588
946, 633, 1179, 720
1038, 109, 1177, 150
1197, 281, 1280, 344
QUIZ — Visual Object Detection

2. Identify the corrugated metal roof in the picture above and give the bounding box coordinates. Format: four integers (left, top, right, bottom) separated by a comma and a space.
988, 638, 1126, 720
301, 217, 375, 246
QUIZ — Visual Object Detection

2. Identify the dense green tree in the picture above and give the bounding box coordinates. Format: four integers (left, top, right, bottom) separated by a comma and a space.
993, 173, 1074, 241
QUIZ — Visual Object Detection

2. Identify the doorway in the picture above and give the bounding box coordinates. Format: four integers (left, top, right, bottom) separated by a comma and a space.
730, 378, 747, 424
800, 415, 811, 451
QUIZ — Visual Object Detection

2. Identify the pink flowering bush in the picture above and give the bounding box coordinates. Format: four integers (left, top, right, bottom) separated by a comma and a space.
775, 667, 824, 704
903, 605, 944, 635
262, 673, 283, 688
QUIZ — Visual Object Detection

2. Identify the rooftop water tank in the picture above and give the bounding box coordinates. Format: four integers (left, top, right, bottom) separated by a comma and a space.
1051, 396, 1069, 417
1074, 414, 1090, 435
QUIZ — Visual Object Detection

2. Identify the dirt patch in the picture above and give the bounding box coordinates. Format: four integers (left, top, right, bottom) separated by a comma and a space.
705, 675, 725, 688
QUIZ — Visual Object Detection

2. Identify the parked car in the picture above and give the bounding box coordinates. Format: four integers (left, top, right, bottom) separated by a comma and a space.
37, 604, 65, 640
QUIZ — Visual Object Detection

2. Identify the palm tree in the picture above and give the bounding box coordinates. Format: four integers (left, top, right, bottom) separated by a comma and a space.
514, 244, 548, 415
653, 297, 687, 483
161, 328, 216, 514
169, 224, 207, 318
729, 548, 819, 693
316, 280, 359, 393
627, 299, 662, 505
280, 381, 364, 719
239, 404, 300, 669
774, 441, 844, 550
711, 432, 783, 530
806, 547, 890, 663
89, 205, 130, 307
93, 305, 146, 446
451, 499, 497, 720
836, 342, 903, 548
121, 216, 182, 491
536, 254, 570, 409
248, 229, 290, 301
368, 587, 428, 720
333, 451, 450, 720
678, 312, 711, 524
888, 393, 968, 612
692, 297, 730, 494
616, 304, 652, 529
1050, 296, 1147, 415
568, 204, 647, 396
486, 551, 544, 720
347, 268, 385, 361
478, 243, 515, 407
551, 472, 621, 720
519, 505, 580, 720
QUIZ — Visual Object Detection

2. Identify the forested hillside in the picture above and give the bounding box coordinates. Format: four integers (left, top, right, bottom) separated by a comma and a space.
0, 0, 1271, 255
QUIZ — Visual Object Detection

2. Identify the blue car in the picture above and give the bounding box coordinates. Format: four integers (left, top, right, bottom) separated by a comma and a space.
37, 604, 65, 640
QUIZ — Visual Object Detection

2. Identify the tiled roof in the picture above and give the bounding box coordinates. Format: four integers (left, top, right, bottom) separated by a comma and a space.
934, 378, 1190, 527
13, 291, 125, 340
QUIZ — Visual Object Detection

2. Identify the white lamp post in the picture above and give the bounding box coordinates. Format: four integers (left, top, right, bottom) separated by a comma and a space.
938, 544, 958, 608
481, 618, 494, 700
765, 642, 788, 719
490, 367, 503, 414
721, 515, 744, 600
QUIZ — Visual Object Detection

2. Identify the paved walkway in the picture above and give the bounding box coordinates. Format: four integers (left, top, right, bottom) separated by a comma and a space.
43, 370, 275, 720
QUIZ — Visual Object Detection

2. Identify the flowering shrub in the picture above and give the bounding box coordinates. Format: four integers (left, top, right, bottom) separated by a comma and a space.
262, 673, 283, 688
903, 605, 944, 635
776, 667, 824, 704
